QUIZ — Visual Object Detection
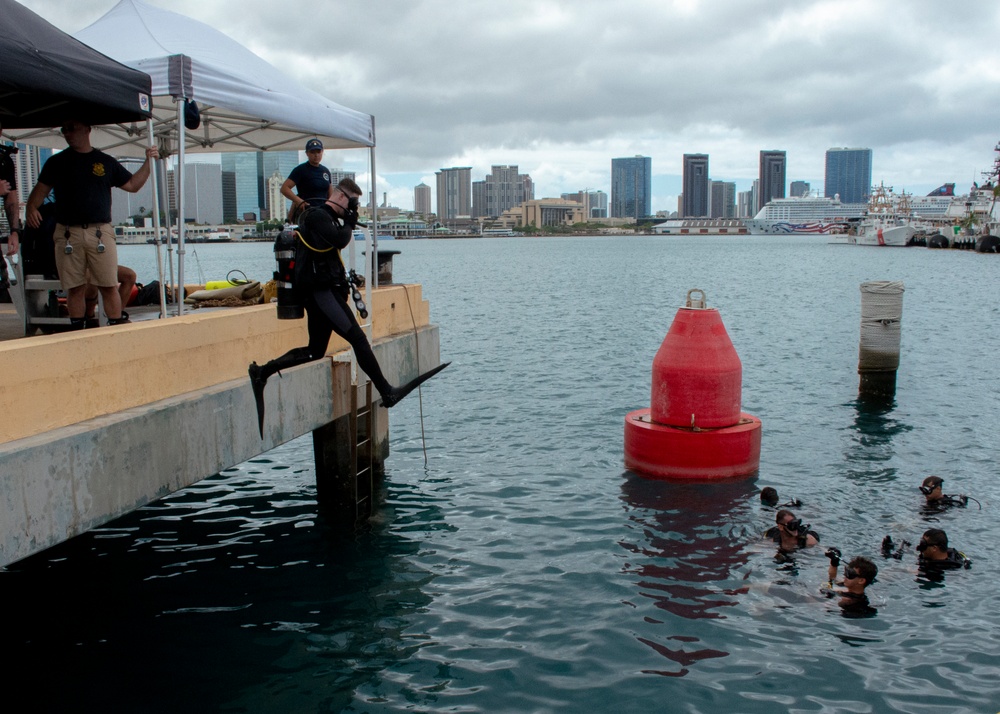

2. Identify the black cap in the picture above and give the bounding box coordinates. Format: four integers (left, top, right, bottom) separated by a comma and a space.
305, 138, 323, 151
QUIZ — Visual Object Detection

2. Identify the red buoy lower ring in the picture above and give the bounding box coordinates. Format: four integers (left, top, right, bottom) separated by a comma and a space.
624, 408, 762, 480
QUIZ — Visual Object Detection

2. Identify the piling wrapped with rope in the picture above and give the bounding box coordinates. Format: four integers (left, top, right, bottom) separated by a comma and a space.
858, 280, 904, 399
859, 281, 904, 371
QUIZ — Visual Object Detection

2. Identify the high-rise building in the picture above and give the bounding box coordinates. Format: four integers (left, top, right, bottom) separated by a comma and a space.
221, 150, 297, 222
414, 182, 432, 216
682, 154, 709, 218
435, 167, 472, 219
758, 150, 786, 211
473, 165, 533, 219
789, 180, 811, 198
13, 143, 52, 206
825, 148, 872, 204
111, 158, 155, 224
708, 180, 736, 218
561, 190, 608, 219
737, 190, 755, 218
611, 156, 651, 219
186, 163, 224, 224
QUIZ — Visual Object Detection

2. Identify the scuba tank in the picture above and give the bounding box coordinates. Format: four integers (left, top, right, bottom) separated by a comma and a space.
273, 226, 303, 320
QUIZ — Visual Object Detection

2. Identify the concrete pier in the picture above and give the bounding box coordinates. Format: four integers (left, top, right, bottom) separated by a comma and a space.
0, 284, 442, 567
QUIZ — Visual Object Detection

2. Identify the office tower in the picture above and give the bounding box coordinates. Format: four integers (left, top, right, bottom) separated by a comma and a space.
221, 150, 297, 222
111, 158, 155, 225
414, 182, 432, 215
13, 144, 52, 205
435, 167, 472, 219
758, 150, 786, 212
611, 156, 651, 219
708, 180, 736, 218
737, 190, 755, 218
186, 163, 224, 224
562, 190, 608, 219
825, 148, 872, 204
790, 180, 810, 198
682, 154, 709, 218
472, 165, 533, 219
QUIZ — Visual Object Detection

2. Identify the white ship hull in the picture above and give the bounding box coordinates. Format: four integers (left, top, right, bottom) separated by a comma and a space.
745, 218, 851, 235
850, 223, 915, 246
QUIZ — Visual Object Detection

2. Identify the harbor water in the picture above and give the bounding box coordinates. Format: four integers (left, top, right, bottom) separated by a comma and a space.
5, 235, 999, 713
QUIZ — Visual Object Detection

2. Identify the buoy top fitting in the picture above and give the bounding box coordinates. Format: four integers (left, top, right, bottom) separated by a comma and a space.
685, 288, 707, 309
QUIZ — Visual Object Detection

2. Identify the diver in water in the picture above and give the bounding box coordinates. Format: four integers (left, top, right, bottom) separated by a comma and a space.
248, 178, 448, 438
821, 548, 878, 616
916, 528, 971, 571
759, 487, 802, 509
919, 475, 973, 513
764, 509, 819, 553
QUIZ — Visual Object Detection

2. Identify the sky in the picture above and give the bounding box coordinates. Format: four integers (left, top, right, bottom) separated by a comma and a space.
17, 0, 1000, 212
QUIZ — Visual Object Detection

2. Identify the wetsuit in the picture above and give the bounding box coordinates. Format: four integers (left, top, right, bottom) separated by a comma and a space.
919, 548, 971, 571
922, 494, 968, 516
263, 204, 393, 397
765, 527, 820, 549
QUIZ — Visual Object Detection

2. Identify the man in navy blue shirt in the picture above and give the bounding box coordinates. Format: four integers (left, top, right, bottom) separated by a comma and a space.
26, 119, 158, 327
281, 138, 333, 222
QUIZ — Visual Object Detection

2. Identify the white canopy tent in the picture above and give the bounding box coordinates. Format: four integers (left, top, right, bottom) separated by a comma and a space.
7, 0, 377, 314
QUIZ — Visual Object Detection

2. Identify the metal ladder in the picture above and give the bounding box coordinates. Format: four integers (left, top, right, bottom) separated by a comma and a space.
345, 221, 377, 523
348, 379, 375, 522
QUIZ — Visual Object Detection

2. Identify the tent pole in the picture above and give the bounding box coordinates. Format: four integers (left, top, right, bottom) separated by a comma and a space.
175, 100, 186, 316
146, 118, 167, 317
370, 146, 378, 290
158, 158, 175, 303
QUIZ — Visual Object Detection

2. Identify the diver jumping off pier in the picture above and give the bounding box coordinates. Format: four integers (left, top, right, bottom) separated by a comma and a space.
249, 178, 448, 438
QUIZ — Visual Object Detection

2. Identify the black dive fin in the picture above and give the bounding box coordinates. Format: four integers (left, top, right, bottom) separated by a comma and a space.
380, 361, 450, 408
249, 362, 267, 439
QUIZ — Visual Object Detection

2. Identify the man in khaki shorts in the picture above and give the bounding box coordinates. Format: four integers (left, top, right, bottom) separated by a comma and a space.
26, 119, 158, 327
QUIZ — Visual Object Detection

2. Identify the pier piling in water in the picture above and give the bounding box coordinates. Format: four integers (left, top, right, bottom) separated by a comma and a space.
858, 281, 904, 401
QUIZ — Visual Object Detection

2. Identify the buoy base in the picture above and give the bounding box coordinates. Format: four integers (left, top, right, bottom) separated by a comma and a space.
624, 408, 761, 480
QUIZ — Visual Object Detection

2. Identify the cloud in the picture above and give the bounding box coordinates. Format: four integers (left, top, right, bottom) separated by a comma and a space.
18, 0, 1000, 208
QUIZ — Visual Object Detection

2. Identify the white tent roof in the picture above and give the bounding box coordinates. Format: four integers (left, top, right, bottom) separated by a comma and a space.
8, 0, 374, 157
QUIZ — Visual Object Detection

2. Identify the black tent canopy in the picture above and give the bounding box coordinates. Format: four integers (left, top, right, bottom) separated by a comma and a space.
0, 0, 151, 129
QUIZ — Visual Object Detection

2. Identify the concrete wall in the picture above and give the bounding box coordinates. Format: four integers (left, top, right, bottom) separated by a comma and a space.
0, 286, 441, 567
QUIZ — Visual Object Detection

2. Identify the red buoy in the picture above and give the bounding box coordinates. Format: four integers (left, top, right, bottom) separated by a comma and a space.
624, 289, 761, 480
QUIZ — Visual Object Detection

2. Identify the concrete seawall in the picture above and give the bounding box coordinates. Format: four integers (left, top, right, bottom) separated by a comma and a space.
0, 285, 441, 567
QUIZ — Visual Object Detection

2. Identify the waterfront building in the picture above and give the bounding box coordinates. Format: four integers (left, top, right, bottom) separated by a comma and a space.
266, 172, 284, 222
758, 150, 786, 212
221, 150, 297, 222
521, 197, 587, 227
825, 148, 872, 204
737, 189, 755, 218
561, 190, 608, 219
414, 182, 432, 216
790, 180, 811, 198
611, 156, 651, 219
110, 158, 155, 225
435, 166, 472, 219
473, 165, 533, 219
682, 154, 709, 218
708, 180, 736, 218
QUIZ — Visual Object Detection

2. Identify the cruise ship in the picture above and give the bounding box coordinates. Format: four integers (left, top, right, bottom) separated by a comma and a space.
745, 186, 960, 235
744, 195, 867, 234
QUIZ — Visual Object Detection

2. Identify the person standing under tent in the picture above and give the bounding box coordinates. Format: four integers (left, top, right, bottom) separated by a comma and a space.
281, 138, 333, 223
25, 119, 158, 327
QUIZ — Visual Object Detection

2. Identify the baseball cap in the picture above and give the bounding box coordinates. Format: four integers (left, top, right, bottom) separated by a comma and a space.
305, 139, 323, 151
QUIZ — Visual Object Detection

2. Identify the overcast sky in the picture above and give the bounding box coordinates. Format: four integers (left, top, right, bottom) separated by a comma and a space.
18, 0, 1000, 211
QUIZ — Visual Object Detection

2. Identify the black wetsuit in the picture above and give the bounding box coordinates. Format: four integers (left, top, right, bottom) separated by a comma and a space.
919, 548, 971, 571
922, 495, 968, 516
259, 204, 392, 396
765, 526, 820, 550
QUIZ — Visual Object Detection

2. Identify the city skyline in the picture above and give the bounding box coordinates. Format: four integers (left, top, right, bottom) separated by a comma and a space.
15, 0, 1000, 214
